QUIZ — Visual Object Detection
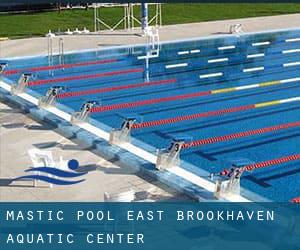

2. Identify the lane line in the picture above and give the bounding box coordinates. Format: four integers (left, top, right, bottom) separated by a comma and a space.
28, 68, 144, 86
132, 96, 300, 129
3, 59, 118, 75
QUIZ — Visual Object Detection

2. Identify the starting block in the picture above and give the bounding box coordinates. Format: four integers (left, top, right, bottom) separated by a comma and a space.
156, 135, 192, 170
71, 101, 99, 124
214, 158, 254, 199
11, 73, 32, 95
0, 62, 7, 74
109, 114, 143, 145
38, 86, 65, 108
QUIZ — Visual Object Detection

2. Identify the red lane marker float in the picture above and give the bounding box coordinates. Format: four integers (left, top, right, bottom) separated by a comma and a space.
91, 90, 213, 113
242, 154, 300, 172
291, 197, 300, 203
3, 59, 118, 75
182, 121, 300, 148
131, 105, 255, 129
57, 78, 177, 99
219, 154, 300, 178
28, 68, 143, 86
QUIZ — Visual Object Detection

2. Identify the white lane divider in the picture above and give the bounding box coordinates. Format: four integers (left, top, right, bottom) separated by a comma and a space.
177, 49, 201, 55
282, 49, 300, 54
200, 72, 223, 79
283, 61, 300, 67
243, 67, 264, 73
208, 58, 228, 63
252, 41, 270, 46
285, 38, 300, 43
190, 49, 201, 54
218, 45, 235, 50
247, 53, 265, 58
137, 54, 159, 60
166, 63, 188, 69
177, 51, 189, 55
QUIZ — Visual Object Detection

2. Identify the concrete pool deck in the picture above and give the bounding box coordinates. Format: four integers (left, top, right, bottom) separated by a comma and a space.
0, 101, 191, 201
0, 13, 299, 58
0, 14, 299, 201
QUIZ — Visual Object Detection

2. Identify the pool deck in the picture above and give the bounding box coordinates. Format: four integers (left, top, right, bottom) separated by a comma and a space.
0, 101, 191, 201
0, 14, 299, 202
1, 13, 299, 58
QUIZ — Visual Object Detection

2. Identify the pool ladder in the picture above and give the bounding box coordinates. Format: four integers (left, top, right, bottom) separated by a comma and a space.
47, 36, 53, 75
58, 38, 65, 69
47, 36, 65, 75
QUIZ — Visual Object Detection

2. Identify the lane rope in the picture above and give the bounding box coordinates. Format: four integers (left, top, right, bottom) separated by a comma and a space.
3, 59, 118, 75
28, 68, 143, 86
242, 154, 300, 172
57, 78, 177, 98
90, 77, 300, 113
131, 96, 300, 129
291, 197, 300, 203
182, 121, 300, 148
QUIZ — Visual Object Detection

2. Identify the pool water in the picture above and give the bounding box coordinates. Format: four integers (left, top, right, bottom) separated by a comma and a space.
2, 28, 300, 201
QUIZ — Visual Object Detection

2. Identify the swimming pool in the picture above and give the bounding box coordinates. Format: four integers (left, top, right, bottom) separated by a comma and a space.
1, 28, 300, 202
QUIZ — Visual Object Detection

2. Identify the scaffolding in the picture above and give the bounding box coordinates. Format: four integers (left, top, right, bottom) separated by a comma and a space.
93, 3, 162, 32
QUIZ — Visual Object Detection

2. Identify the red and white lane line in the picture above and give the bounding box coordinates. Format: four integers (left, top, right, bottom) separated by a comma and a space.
3, 58, 118, 75
57, 78, 177, 99
182, 121, 300, 148
28, 68, 143, 86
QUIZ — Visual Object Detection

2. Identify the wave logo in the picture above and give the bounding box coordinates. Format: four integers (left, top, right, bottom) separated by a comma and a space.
13, 159, 87, 185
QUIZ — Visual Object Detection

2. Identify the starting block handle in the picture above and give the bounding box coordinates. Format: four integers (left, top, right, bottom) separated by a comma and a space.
109, 117, 138, 145
38, 86, 64, 108
0, 62, 8, 74
156, 139, 185, 170
11, 73, 32, 95
71, 100, 99, 124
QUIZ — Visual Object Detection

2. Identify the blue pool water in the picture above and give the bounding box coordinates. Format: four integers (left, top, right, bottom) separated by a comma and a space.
2, 28, 300, 201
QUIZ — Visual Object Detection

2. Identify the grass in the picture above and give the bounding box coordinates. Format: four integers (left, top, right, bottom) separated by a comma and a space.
0, 4, 299, 39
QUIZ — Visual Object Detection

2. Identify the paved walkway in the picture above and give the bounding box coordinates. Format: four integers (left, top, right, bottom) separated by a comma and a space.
1, 14, 299, 58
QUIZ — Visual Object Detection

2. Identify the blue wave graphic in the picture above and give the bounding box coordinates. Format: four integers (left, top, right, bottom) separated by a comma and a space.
13, 175, 85, 185
25, 167, 86, 178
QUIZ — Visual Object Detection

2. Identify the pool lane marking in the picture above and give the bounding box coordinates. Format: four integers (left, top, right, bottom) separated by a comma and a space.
131, 96, 300, 129
282, 49, 300, 54
182, 121, 300, 148
243, 67, 264, 73
285, 38, 300, 43
247, 53, 265, 58
0, 79, 250, 202
137, 54, 159, 60
177, 51, 189, 55
283, 61, 300, 67
57, 78, 177, 99
190, 49, 201, 54
208, 58, 228, 63
27, 68, 144, 86
90, 77, 300, 113
177, 49, 201, 55
3, 59, 118, 75
218, 45, 235, 50
199, 72, 223, 79
165, 63, 188, 69
252, 41, 270, 46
